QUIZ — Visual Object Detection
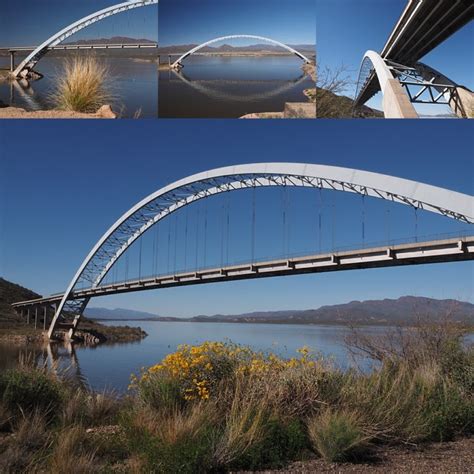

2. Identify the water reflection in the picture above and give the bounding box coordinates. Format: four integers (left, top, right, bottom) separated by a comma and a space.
158, 56, 315, 118
169, 69, 310, 103
0, 341, 88, 390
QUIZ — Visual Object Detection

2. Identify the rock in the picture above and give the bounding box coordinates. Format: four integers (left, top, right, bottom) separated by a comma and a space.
96, 105, 117, 119
284, 102, 316, 119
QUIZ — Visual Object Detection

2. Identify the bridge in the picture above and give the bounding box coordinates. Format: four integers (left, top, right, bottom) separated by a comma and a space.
170, 35, 313, 70
11, 163, 474, 340
2, 43, 158, 74
353, 0, 474, 118
10, 0, 158, 79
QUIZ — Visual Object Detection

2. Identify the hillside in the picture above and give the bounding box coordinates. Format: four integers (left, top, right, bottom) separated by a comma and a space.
0, 278, 41, 326
87, 296, 474, 326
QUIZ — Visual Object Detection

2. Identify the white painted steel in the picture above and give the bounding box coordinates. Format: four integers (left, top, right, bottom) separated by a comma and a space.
13, 0, 158, 78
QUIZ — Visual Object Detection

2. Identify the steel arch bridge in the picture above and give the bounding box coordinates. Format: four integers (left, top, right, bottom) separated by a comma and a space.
26, 162, 472, 340
171, 35, 312, 70
12, 0, 158, 79
353, 0, 474, 118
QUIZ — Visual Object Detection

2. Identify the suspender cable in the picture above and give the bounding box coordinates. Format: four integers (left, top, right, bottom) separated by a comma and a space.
203, 199, 208, 268
195, 204, 200, 271
125, 251, 129, 282
138, 236, 143, 282
414, 207, 419, 242
167, 217, 171, 274
361, 194, 366, 247
184, 206, 189, 271
226, 192, 230, 266
331, 194, 336, 251
318, 187, 323, 253
220, 198, 225, 267
154, 221, 160, 276
174, 212, 178, 274
385, 207, 391, 244
251, 186, 256, 263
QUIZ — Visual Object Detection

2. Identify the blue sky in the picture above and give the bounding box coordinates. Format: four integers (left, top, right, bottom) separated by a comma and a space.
0, 120, 472, 317
0, 0, 158, 46
317, 0, 474, 114
159, 0, 316, 46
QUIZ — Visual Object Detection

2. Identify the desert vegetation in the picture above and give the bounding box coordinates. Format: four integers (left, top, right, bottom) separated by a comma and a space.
52, 55, 114, 113
0, 318, 472, 472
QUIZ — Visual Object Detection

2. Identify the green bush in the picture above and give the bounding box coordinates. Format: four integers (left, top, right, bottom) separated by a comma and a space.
0, 368, 63, 418
230, 417, 308, 470
308, 409, 368, 462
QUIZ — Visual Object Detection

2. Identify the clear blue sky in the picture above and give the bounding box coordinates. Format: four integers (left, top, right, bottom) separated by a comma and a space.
0, 0, 158, 46
317, 0, 474, 114
1, 120, 472, 317
159, 0, 316, 46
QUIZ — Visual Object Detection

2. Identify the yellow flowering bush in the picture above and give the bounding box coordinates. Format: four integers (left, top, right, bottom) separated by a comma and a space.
132, 342, 321, 404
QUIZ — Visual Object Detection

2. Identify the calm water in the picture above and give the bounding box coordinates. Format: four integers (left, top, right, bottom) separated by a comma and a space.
158, 56, 315, 118
0, 56, 158, 118
3, 322, 470, 393
0, 322, 386, 393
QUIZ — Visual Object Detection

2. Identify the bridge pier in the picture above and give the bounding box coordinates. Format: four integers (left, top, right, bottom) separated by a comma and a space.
26, 308, 30, 325
168, 55, 171, 68
34, 307, 38, 329
43, 306, 47, 331
9, 51, 15, 72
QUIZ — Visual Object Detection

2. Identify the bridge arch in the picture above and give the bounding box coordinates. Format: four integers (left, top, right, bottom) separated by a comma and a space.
48, 163, 474, 338
13, 0, 158, 79
171, 35, 312, 70
354, 50, 470, 118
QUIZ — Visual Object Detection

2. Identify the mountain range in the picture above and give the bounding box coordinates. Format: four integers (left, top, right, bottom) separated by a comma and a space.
85, 296, 474, 326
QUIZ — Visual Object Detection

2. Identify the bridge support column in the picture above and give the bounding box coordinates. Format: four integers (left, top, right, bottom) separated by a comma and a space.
383, 79, 419, 118
34, 307, 38, 329
10, 51, 15, 72
168, 55, 171, 68
43, 306, 47, 331
27, 308, 30, 325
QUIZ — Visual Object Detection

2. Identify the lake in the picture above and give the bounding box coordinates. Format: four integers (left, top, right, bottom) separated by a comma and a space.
158, 56, 315, 118
0, 56, 158, 118
3, 322, 471, 393
0, 322, 388, 393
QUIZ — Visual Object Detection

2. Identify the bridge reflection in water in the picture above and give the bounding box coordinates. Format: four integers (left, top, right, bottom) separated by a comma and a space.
0, 341, 88, 390
158, 56, 315, 118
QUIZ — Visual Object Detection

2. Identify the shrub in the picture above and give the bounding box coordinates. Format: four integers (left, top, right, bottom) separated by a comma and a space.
0, 367, 63, 418
308, 409, 368, 462
52, 55, 113, 113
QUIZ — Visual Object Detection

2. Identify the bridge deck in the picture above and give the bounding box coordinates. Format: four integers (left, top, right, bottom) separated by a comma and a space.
12, 236, 474, 309
0, 43, 158, 53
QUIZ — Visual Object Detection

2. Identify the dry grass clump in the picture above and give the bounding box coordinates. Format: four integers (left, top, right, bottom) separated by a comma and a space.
53, 55, 113, 113
49, 426, 98, 474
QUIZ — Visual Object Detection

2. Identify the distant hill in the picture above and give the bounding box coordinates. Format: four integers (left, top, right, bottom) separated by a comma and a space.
87, 296, 474, 326
84, 307, 179, 322
158, 43, 315, 55
64, 37, 156, 45
0, 278, 41, 326
317, 88, 383, 119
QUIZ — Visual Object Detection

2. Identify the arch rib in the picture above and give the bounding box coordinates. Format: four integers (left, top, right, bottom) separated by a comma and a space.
12, 0, 158, 79
171, 35, 312, 69
48, 163, 474, 339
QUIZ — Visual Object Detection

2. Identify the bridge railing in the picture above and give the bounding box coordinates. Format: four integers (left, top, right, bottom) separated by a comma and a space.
84, 230, 473, 290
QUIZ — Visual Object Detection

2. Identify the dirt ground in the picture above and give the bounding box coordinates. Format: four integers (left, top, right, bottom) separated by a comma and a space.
253, 438, 474, 474
0, 105, 116, 119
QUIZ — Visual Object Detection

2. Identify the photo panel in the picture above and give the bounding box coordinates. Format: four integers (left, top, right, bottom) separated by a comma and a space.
158, 0, 316, 119
0, 0, 159, 118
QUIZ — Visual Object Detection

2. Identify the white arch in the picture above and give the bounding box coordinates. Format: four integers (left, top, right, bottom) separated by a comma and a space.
354, 50, 397, 110
12, 0, 158, 78
48, 163, 474, 338
171, 35, 312, 69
